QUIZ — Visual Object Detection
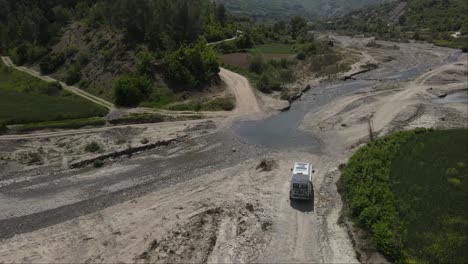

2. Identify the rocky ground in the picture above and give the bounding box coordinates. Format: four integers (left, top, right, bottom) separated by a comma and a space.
0, 36, 466, 263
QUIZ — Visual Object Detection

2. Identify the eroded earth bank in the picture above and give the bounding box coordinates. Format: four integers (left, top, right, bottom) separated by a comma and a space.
0, 36, 467, 263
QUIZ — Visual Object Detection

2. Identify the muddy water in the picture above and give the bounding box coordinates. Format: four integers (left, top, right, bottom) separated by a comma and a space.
232, 80, 374, 152
433, 91, 468, 104
232, 51, 464, 152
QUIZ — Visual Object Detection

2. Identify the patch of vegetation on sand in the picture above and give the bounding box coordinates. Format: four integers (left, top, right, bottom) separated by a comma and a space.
249, 43, 295, 54
0, 61, 108, 125
166, 97, 235, 112
12, 117, 106, 133
340, 128, 468, 263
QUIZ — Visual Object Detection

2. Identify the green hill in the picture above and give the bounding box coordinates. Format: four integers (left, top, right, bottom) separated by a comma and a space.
1, 0, 234, 109
217, 0, 394, 20
320, 0, 468, 50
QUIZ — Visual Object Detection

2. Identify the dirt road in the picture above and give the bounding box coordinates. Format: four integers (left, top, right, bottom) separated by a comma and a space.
219, 68, 261, 114
0, 36, 466, 263
1, 56, 114, 110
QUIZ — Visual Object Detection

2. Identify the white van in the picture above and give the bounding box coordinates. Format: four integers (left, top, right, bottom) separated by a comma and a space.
290, 162, 313, 200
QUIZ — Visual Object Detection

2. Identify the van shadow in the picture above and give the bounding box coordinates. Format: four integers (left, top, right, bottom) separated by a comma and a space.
289, 188, 315, 213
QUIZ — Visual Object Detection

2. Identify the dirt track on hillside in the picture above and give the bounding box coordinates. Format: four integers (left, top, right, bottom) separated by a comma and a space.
0, 36, 466, 263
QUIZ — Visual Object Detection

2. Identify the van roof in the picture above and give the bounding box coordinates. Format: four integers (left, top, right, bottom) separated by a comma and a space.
293, 162, 311, 176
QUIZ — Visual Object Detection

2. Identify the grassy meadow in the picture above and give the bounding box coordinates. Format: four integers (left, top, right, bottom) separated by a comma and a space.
391, 129, 467, 263
249, 43, 295, 54
0, 61, 108, 125
340, 128, 468, 263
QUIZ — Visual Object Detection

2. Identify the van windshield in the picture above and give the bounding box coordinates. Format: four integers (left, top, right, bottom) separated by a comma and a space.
293, 183, 308, 189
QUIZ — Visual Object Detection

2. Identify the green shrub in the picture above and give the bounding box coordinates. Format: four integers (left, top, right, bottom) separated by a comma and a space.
340, 128, 468, 262
204, 97, 235, 111
85, 141, 101, 153
136, 50, 155, 76
280, 58, 289, 68
40, 52, 65, 74
164, 39, 220, 89
0, 122, 7, 134
340, 130, 421, 260
114, 74, 152, 107
257, 73, 273, 93
93, 160, 104, 168
78, 78, 91, 88
279, 69, 294, 83
9, 44, 28, 65
65, 66, 82, 85
215, 41, 238, 54
296, 51, 306, 60
39, 82, 63, 96
221, 98, 235, 111
77, 51, 90, 66
102, 48, 114, 63
248, 54, 266, 74
108, 113, 164, 125
13, 118, 105, 132
65, 46, 79, 58
26, 45, 48, 63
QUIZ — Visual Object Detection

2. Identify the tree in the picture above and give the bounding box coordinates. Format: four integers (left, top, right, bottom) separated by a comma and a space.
290, 16, 307, 40
114, 74, 152, 107
248, 54, 266, 74
236, 32, 254, 49
164, 39, 220, 89
136, 50, 155, 76
65, 65, 82, 85
216, 3, 227, 25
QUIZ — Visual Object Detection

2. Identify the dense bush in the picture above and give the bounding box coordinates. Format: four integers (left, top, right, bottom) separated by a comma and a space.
39, 82, 63, 96
256, 73, 281, 94
77, 51, 90, 66
93, 160, 104, 168
65, 66, 82, 85
164, 40, 220, 89
340, 129, 430, 261
248, 54, 266, 74
9, 44, 47, 65
13, 118, 106, 132
136, 50, 155, 76
236, 32, 254, 49
0, 122, 7, 134
39, 52, 66, 74
296, 51, 306, 60
114, 74, 152, 107
78, 78, 91, 88
85, 141, 101, 153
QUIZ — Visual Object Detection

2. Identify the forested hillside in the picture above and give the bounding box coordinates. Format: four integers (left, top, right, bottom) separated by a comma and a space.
0, 0, 234, 107
320, 0, 468, 50
217, 0, 393, 21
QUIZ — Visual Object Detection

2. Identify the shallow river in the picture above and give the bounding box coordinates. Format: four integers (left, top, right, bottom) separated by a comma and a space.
232, 51, 464, 152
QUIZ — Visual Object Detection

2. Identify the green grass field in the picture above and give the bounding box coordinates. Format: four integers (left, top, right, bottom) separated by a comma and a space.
0, 62, 108, 125
341, 128, 468, 263
391, 129, 467, 263
433, 37, 468, 51
249, 44, 295, 54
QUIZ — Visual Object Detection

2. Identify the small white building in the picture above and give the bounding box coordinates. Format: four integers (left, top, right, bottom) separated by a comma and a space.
451, 32, 461, 39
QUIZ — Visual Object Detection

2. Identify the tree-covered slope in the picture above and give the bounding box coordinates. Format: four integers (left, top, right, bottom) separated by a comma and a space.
0, 0, 234, 108
320, 0, 468, 50
217, 0, 393, 20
